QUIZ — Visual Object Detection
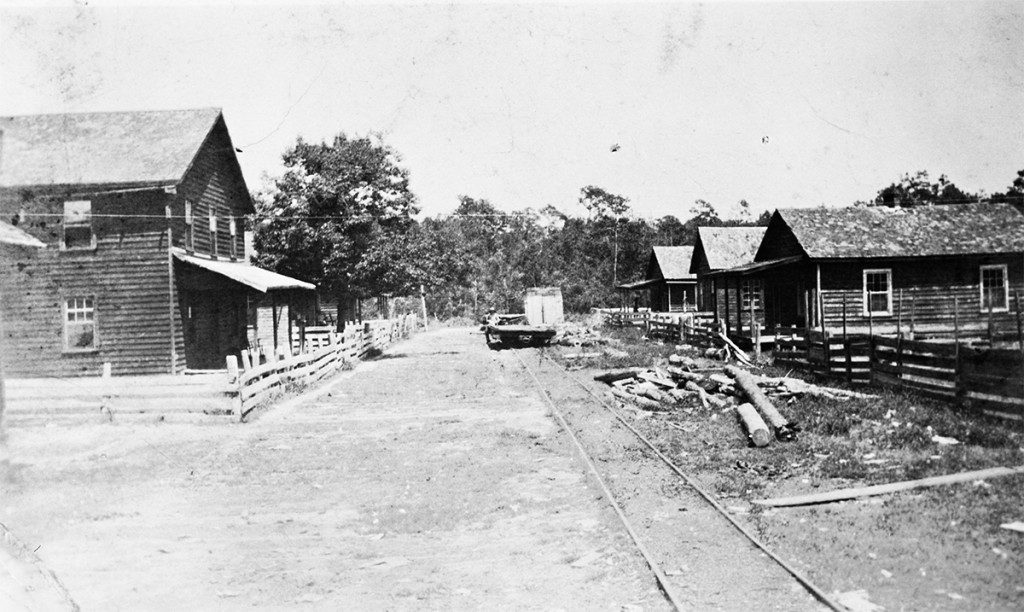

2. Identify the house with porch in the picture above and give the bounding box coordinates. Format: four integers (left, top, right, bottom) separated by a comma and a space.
618, 246, 697, 312
0, 108, 315, 376
689, 226, 766, 321
707, 203, 1024, 341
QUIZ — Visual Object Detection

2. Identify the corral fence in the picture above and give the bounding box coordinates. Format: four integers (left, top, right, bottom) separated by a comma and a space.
773, 327, 1024, 420
4, 314, 419, 426
229, 314, 418, 420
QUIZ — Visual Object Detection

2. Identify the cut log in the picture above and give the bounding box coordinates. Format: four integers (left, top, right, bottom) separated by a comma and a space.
668, 388, 694, 403
735, 402, 771, 447
594, 368, 645, 383
632, 382, 665, 402
753, 465, 1024, 507
666, 367, 706, 383
725, 365, 797, 441
611, 387, 664, 411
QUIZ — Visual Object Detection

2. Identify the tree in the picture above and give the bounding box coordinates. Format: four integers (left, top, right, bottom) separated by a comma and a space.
989, 169, 1024, 209
578, 185, 631, 286
253, 133, 419, 321
872, 171, 977, 207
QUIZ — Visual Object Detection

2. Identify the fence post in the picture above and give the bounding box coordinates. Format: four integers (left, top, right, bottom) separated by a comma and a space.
910, 289, 916, 341
896, 333, 904, 389
897, 289, 903, 339
953, 295, 962, 404
225, 355, 243, 420
240, 349, 252, 372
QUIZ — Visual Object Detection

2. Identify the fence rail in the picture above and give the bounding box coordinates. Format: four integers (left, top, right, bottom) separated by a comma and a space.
229, 314, 418, 419
772, 327, 1024, 420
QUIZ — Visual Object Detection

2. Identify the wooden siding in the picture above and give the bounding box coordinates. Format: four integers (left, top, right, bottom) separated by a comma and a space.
818, 256, 1024, 335
171, 117, 250, 260
0, 228, 176, 376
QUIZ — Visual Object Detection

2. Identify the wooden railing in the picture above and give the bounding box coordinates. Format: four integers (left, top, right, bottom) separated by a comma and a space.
772, 327, 1024, 419
228, 314, 418, 420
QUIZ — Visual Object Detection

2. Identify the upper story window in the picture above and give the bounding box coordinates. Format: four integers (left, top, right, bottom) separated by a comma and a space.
863, 269, 892, 316
64, 296, 97, 351
228, 216, 238, 259
62, 200, 95, 250
980, 264, 1008, 312
209, 210, 218, 257
184, 200, 195, 252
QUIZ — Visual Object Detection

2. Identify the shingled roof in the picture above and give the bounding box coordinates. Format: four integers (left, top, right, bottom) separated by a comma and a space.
649, 246, 696, 280
767, 203, 1024, 259
0, 108, 223, 188
694, 226, 766, 270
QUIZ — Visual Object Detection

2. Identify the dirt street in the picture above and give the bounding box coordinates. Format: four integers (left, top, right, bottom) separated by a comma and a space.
2, 328, 671, 611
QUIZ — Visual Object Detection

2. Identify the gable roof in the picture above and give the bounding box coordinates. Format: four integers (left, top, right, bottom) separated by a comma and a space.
649, 246, 695, 281
0, 108, 223, 188
695, 226, 766, 270
764, 203, 1024, 260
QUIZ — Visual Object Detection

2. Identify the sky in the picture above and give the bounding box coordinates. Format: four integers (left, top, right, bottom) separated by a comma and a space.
1, 1, 1022, 221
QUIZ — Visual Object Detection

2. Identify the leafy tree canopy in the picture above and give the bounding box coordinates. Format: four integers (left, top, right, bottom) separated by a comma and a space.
253, 133, 419, 298
872, 170, 977, 207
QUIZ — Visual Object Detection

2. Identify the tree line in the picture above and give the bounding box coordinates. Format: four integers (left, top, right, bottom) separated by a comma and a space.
252, 133, 1024, 319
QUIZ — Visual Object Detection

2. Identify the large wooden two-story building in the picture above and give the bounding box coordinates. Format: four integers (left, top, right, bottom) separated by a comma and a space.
0, 108, 314, 376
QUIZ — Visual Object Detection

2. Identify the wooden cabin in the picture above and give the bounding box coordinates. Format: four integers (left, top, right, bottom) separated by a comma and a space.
0, 108, 315, 376
708, 203, 1024, 340
690, 226, 766, 324
621, 246, 697, 313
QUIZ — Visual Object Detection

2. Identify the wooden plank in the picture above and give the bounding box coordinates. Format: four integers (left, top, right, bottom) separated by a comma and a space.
753, 465, 1024, 507
240, 373, 281, 402
961, 374, 1024, 398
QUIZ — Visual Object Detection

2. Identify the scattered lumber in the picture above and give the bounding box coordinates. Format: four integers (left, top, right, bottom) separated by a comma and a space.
725, 365, 797, 441
755, 375, 873, 400
684, 381, 726, 409
611, 387, 664, 411
735, 402, 771, 447
594, 368, 645, 384
717, 333, 754, 366
753, 465, 1024, 507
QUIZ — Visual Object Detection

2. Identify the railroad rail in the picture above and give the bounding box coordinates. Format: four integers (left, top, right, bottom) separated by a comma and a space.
513, 348, 844, 612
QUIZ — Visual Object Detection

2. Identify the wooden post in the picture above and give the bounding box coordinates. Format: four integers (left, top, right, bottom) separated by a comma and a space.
240, 349, 251, 371
987, 299, 995, 346
225, 355, 243, 419
804, 290, 811, 330
842, 295, 851, 383
420, 284, 428, 330
953, 296, 963, 405
910, 289, 916, 341
724, 278, 731, 337
817, 289, 825, 334
867, 303, 873, 338
166, 204, 177, 375
897, 288, 903, 339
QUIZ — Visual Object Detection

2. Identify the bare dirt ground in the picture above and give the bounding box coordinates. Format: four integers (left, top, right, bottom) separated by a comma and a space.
2, 328, 675, 611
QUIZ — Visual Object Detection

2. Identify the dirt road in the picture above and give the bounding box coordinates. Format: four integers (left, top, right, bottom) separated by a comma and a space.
2, 328, 670, 611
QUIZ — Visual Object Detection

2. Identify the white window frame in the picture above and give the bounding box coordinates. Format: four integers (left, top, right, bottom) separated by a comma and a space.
63, 296, 98, 352
862, 268, 893, 316
979, 264, 1009, 313
228, 216, 238, 259
61, 200, 96, 250
209, 210, 218, 257
741, 278, 762, 311
184, 200, 195, 252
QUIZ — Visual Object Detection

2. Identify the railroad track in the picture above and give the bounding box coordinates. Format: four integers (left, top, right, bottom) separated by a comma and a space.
514, 348, 844, 612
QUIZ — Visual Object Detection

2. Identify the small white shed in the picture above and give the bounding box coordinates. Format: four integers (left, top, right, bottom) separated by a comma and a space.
524, 287, 564, 325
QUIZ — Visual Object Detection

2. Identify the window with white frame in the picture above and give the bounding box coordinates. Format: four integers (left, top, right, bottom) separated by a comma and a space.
741, 278, 762, 311
62, 200, 95, 249
980, 264, 1008, 312
209, 210, 218, 257
64, 296, 97, 350
229, 216, 238, 259
184, 200, 195, 251
863, 269, 892, 315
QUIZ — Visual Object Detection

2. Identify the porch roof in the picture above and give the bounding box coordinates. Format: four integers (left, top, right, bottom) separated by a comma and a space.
0, 220, 45, 248
705, 255, 804, 277
173, 250, 315, 293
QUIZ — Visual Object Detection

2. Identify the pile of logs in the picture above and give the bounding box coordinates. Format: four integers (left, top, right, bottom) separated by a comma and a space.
594, 355, 872, 447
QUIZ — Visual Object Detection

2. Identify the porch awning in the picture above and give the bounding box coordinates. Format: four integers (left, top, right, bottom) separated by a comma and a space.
616, 278, 660, 290
173, 250, 315, 293
705, 255, 805, 278
0, 220, 45, 248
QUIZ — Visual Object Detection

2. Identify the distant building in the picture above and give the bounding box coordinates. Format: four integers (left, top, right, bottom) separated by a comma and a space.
618, 246, 697, 312
0, 108, 314, 376
689, 226, 766, 323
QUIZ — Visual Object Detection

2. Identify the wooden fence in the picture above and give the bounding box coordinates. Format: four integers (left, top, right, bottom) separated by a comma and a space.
230, 314, 418, 420
772, 327, 1024, 420
606, 310, 716, 331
